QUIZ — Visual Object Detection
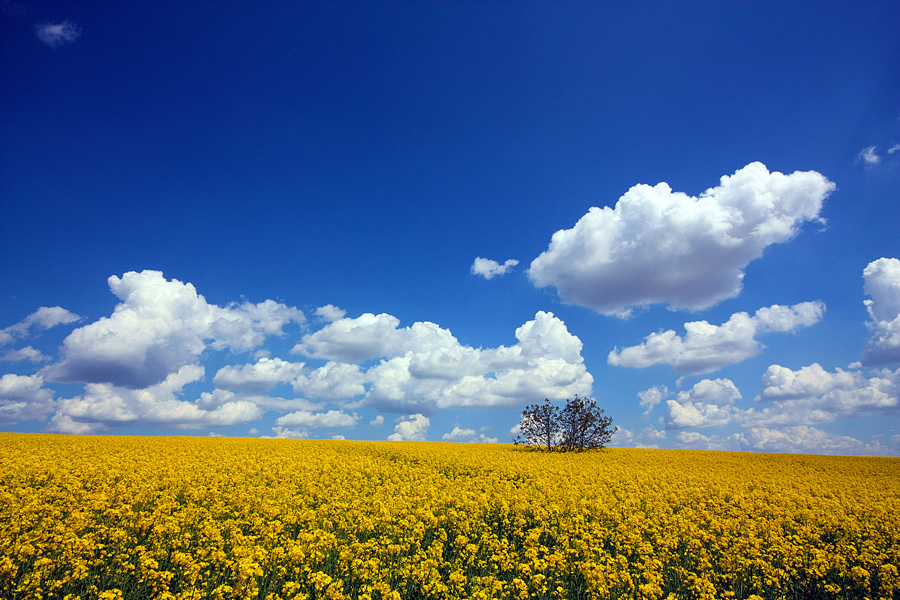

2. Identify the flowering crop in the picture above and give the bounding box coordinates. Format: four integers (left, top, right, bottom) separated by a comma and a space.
1, 434, 898, 600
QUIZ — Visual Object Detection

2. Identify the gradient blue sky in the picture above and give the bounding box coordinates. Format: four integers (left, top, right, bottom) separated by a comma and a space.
2, 1, 899, 453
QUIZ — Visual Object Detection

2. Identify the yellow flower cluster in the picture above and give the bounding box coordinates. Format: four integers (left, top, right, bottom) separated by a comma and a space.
1, 433, 898, 600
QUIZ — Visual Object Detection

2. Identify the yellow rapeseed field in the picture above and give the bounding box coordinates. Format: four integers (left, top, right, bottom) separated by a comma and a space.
0, 434, 897, 600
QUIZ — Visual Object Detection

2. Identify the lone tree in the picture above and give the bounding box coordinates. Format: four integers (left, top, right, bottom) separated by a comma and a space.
514, 398, 560, 452
514, 396, 616, 452
559, 395, 616, 451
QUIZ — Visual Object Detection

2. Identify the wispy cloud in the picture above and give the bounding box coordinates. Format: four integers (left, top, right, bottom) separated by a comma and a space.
35, 20, 82, 48
0, 346, 50, 363
857, 146, 881, 166
1, 1, 26, 17
1, 306, 80, 347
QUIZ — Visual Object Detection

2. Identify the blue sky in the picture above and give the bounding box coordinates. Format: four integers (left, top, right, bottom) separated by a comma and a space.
2, 1, 899, 454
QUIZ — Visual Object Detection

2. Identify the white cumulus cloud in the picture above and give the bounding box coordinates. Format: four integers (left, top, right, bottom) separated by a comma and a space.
528, 162, 834, 316
291, 310, 592, 413
315, 304, 346, 322
42, 271, 304, 389
213, 358, 306, 393
196, 388, 315, 414
675, 430, 742, 451
609, 301, 825, 374
361, 311, 592, 412
671, 427, 895, 455
3, 272, 598, 434
471, 257, 519, 280
664, 378, 741, 429
738, 426, 896, 456
441, 426, 498, 443
743, 363, 900, 426
388, 414, 430, 441
862, 258, 900, 366
292, 362, 367, 399
48, 365, 263, 434
0, 374, 55, 424
294, 313, 404, 362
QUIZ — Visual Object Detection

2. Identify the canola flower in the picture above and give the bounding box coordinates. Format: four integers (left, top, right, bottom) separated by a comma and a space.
0, 434, 898, 600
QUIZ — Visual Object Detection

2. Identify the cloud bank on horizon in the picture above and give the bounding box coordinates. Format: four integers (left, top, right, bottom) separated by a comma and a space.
1, 160, 898, 454
2, 270, 592, 438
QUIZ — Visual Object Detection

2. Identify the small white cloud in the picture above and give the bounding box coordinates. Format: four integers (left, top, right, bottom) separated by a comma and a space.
857, 146, 881, 166
294, 313, 404, 362
46, 413, 100, 435
676, 430, 742, 451
637, 385, 667, 415
388, 413, 429, 441
528, 162, 834, 316
292, 361, 366, 399
471, 257, 519, 280
1, 306, 80, 345
641, 426, 666, 442
275, 409, 359, 429
315, 304, 346, 322
35, 20, 82, 48
195, 388, 314, 414
609, 301, 825, 374
0, 346, 50, 363
369, 415, 384, 427
213, 357, 306, 393
665, 378, 741, 429
888, 144, 900, 154
441, 426, 498, 443
268, 426, 309, 439
609, 425, 666, 449
862, 258, 900, 366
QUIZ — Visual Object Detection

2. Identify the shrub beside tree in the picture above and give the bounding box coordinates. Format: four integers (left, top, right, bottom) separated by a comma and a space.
514, 396, 616, 451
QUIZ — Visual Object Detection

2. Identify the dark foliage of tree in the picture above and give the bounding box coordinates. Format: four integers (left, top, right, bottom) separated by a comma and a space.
514, 396, 616, 452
